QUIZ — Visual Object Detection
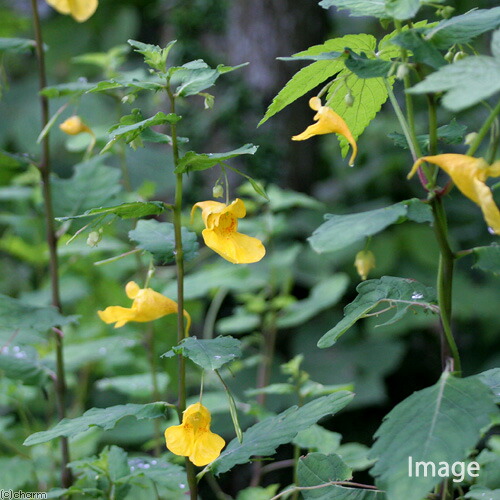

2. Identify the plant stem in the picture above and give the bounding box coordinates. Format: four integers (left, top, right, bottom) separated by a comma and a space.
166, 84, 197, 500
146, 324, 162, 456
466, 99, 500, 157
30, 0, 72, 488
203, 288, 228, 339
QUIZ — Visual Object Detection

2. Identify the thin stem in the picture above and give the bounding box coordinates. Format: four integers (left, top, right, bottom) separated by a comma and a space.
271, 481, 381, 500
203, 288, 228, 339
166, 82, 197, 500
466, 99, 500, 157
30, 0, 72, 488
146, 324, 162, 457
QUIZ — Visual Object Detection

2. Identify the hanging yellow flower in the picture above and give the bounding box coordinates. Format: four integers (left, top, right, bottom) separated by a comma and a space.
408, 154, 500, 235
354, 250, 376, 281
191, 198, 266, 264
45, 0, 98, 22
292, 96, 358, 166
165, 402, 225, 467
60, 116, 93, 136
98, 281, 191, 329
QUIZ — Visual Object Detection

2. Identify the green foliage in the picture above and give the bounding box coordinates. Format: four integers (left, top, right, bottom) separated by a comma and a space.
56, 201, 166, 221
175, 144, 258, 174
0, 457, 35, 491
236, 485, 279, 500
163, 335, 242, 371
344, 51, 393, 78
40, 81, 95, 99
318, 276, 437, 348
465, 487, 500, 500
370, 371, 499, 500
309, 199, 432, 254
318, 0, 388, 18
0, 38, 36, 53
128, 219, 199, 264
208, 391, 354, 475
0, 345, 52, 385
24, 403, 169, 446
385, 0, 421, 21
95, 373, 169, 398
128, 39, 176, 72
476, 368, 500, 403
390, 30, 446, 68
470, 244, 500, 274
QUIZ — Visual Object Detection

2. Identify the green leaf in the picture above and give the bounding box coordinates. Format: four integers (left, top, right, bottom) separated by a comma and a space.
390, 30, 445, 68
175, 144, 258, 174
277, 274, 349, 328
171, 60, 247, 97
267, 185, 324, 211
344, 50, 393, 78
163, 336, 242, 371
40, 81, 95, 99
24, 402, 168, 446
470, 244, 500, 274
385, 0, 420, 20
128, 39, 176, 71
309, 199, 432, 254
465, 487, 500, 500
492, 28, 500, 60
56, 201, 166, 221
407, 55, 500, 111
0, 295, 77, 345
96, 373, 169, 398
0, 345, 52, 386
51, 156, 122, 218
317, 276, 437, 348
0, 37, 35, 53
128, 220, 199, 265
476, 368, 500, 403
0, 150, 34, 169
425, 7, 500, 49
318, 0, 387, 18
207, 392, 354, 475
293, 426, 342, 455
369, 372, 499, 500
236, 485, 280, 500
0, 457, 35, 491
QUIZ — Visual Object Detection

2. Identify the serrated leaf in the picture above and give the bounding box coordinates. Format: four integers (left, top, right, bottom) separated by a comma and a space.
385, 0, 420, 21
317, 276, 437, 348
51, 156, 122, 218
108, 446, 129, 482
128, 39, 176, 71
293, 426, 342, 454
260, 35, 370, 125
344, 50, 393, 78
24, 403, 168, 446
470, 244, 500, 274
309, 199, 432, 254
175, 144, 258, 174
207, 391, 354, 475
369, 372, 499, 500
425, 7, 500, 49
163, 336, 242, 371
40, 81, 95, 99
390, 30, 445, 68
0, 295, 77, 345
128, 220, 199, 265
0, 37, 36, 53
56, 201, 166, 221
0, 346, 53, 386
277, 274, 349, 328
407, 55, 500, 111
318, 0, 387, 18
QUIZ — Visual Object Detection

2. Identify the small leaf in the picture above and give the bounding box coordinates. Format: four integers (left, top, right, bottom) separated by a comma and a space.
56, 201, 166, 221
317, 276, 437, 348
344, 50, 393, 78
207, 392, 354, 475
293, 426, 342, 455
24, 403, 168, 445
369, 372, 499, 500
318, 0, 387, 18
385, 0, 421, 21
0, 346, 53, 386
128, 39, 176, 71
128, 220, 199, 264
309, 199, 432, 254
470, 244, 500, 274
162, 336, 242, 371
40, 81, 95, 99
0, 37, 36, 53
390, 30, 445, 68
175, 144, 258, 174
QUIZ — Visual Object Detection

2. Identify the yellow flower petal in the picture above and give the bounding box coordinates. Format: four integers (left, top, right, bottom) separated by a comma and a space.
292, 97, 358, 166
46, 0, 98, 22
59, 116, 92, 135
190, 429, 225, 466
164, 424, 194, 458
97, 306, 134, 329
192, 199, 265, 264
473, 178, 500, 235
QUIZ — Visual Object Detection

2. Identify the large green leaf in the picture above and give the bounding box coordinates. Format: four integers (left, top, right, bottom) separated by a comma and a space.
297, 453, 385, 499
390, 30, 445, 68
317, 276, 437, 348
259, 35, 368, 126
56, 201, 166, 221
0, 345, 53, 386
51, 156, 122, 218
128, 220, 199, 264
163, 336, 242, 371
24, 402, 168, 446
384, 0, 420, 20
175, 144, 258, 174
318, 0, 387, 18
476, 368, 500, 403
369, 372, 499, 500
309, 199, 432, 254
277, 274, 349, 328
425, 7, 500, 49
207, 392, 354, 475
470, 244, 500, 275
0, 295, 77, 344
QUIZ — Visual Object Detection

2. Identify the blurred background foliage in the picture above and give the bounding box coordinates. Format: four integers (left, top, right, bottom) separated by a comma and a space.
0, 0, 499, 496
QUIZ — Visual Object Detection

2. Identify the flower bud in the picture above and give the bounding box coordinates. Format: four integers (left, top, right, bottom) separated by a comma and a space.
440, 6, 454, 18
444, 50, 454, 63
354, 250, 376, 281
396, 63, 409, 80
464, 132, 478, 145
212, 184, 224, 198
453, 51, 467, 63
344, 92, 355, 107
60, 115, 91, 135
86, 230, 102, 247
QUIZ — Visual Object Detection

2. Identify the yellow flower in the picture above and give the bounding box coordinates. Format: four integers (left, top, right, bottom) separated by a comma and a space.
165, 402, 225, 467
45, 0, 98, 22
408, 154, 500, 235
59, 116, 93, 136
292, 96, 358, 166
98, 281, 191, 329
354, 250, 376, 281
191, 198, 266, 264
